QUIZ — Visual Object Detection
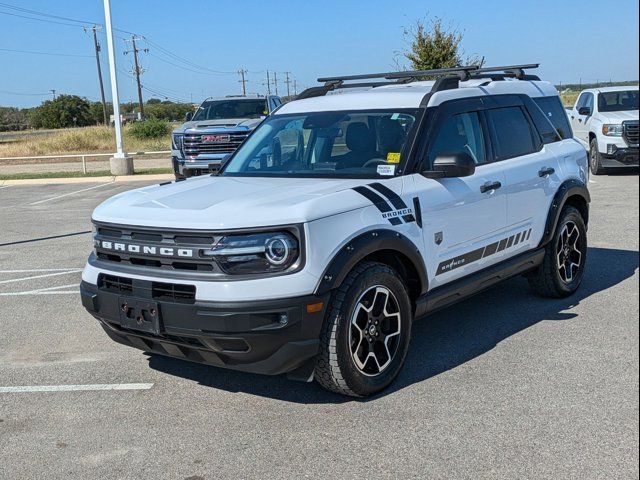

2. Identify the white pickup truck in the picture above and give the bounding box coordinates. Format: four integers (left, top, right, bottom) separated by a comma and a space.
567, 86, 639, 174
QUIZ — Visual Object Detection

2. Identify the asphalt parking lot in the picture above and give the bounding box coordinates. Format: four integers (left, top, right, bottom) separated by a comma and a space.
0, 173, 638, 480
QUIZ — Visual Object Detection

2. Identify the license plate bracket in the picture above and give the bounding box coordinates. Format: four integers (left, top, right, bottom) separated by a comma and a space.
118, 297, 161, 335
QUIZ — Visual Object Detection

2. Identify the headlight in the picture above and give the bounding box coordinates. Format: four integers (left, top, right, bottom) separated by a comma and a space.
203, 231, 300, 274
172, 133, 184, 150
602, 124, 623, 136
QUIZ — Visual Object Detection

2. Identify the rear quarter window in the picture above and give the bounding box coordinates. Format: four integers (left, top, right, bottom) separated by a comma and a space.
534, 96, 573, 139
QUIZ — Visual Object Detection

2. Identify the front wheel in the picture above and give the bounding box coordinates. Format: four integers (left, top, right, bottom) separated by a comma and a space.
589, 138, 606, 175
314, 262, 412, 397
528, 206, 587, 298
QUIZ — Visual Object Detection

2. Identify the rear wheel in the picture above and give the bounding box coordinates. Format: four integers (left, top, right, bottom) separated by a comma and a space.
528, 206, 587, 298
314, 261, 412, 397
589, 138, 606, 175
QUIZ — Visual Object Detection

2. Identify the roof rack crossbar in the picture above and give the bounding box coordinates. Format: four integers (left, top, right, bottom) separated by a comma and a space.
317, 65, 481, 84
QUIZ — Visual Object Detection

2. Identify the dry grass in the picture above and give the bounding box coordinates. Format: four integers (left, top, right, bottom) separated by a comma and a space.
560, 91, 579, 108
0, 125, 171, 158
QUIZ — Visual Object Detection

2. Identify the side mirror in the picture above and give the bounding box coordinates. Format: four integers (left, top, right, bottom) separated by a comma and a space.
185, 111, 193, 122
424, 151, 476, 178
578, 106, 591, 116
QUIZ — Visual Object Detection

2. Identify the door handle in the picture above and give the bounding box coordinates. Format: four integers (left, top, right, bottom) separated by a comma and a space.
480, 181, 502, 193
538, 167, 555, 177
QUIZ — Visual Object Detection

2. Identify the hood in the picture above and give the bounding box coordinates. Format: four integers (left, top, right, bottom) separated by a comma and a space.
174, 118, 263, 133
92, 175, 378, 230
598, 110, 639, 122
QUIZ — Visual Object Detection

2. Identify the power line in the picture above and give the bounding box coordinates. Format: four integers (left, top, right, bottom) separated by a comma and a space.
0, 89, 50, 96
0, 47, 92, 58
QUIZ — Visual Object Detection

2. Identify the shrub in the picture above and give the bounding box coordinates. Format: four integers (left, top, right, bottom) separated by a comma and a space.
127, 118, 170, 139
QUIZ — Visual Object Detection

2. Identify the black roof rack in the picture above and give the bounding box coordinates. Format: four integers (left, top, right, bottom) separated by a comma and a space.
296, 63, 540, 100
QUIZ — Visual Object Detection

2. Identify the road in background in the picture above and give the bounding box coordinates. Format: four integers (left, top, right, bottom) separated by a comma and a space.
0, 174, 638, 479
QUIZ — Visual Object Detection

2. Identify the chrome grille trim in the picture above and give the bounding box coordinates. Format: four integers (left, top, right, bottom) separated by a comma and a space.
623, 120, 639, 147
183, 131, 250, 158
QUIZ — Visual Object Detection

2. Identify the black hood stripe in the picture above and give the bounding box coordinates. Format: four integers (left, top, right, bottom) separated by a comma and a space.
353, 186, 393, 213
369, 182, 408, 210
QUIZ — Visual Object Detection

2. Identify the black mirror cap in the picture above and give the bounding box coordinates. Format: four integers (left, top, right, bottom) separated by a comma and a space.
185, 111, 193, 122
578, 106, 591, 116
425, 151, 476, 178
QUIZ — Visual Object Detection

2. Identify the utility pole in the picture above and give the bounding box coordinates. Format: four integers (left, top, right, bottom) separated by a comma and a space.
263, 70, 271, 95
293, 79, 297, 96
284, 71, 292, 98
87, 25, 108, 125
50, 89, 56, 100
124, 35, 146, 120
103, 0, 132, 174
272, 71, 279, 95
238, 69, 248, 95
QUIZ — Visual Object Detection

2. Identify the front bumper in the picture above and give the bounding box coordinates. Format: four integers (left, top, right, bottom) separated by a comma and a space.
601, 147, 639, 167
80, 280, 329, 377
172, 155, 226, 176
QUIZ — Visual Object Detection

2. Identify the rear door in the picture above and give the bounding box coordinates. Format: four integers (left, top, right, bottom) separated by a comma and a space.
485, 96, 562, 251
409, 98, 508, 289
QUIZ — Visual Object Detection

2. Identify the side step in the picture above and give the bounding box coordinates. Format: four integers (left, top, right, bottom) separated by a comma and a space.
415, 248, 545, 318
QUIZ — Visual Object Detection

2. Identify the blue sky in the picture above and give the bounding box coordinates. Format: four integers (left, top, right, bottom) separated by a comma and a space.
1, 0, 638, 108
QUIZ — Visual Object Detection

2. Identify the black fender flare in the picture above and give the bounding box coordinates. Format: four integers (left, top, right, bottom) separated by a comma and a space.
538, 179, 591, 248
314, 229, 428, 296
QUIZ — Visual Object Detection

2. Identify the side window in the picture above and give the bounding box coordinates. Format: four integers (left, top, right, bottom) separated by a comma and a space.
427, 111, 487, 167
576, 93, 589, 110
533, 96, 572, 140
585, 93, 594, 112
487, 107, 539, 161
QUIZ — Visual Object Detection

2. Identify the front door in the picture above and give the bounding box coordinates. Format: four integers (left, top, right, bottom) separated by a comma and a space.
570, 92, 593, 143
409, 101, 507, 290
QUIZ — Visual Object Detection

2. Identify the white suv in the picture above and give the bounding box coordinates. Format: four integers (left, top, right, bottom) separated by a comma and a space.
81, 64, 590, 396
567, 86, 639, 175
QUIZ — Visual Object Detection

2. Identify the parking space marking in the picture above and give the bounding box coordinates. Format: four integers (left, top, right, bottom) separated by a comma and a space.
0, 269, 83, 285
27, 181, 115, 206
0, 383, 154, 393
0, 268, 84, 273
0, 185, 12, 190
0, 283, 80, 297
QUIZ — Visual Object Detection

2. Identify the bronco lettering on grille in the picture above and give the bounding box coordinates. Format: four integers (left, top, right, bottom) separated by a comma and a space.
99, 241, 194, 258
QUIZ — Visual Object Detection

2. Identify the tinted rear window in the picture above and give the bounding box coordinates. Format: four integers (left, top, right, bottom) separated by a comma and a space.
534, 96, 572, 139
487, 107, 539, 160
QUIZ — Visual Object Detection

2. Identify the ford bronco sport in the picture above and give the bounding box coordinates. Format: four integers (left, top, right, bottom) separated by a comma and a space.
81, 64, 590, 396
171, 94, 282, 178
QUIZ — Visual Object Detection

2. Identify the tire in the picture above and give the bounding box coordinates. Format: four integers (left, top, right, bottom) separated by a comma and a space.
589, 138, 606, 175
314, 261, 412, 397
528, 206, 587, 298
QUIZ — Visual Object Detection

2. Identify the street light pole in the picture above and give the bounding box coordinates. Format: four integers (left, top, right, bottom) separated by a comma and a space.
103, 0, 132, 174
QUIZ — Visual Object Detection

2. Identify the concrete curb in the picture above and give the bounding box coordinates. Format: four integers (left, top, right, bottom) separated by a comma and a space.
0, 173, 174, 186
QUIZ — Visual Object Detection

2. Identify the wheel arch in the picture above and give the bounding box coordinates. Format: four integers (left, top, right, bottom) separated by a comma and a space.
314, 229, 428, 299
539, 179, 590, 248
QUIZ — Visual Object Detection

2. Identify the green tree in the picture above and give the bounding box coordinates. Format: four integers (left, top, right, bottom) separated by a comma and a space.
29, 95, 93, 129
402, 16, 484, 71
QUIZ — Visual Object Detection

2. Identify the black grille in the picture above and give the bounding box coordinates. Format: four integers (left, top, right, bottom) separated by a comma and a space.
98, 274, 196, 304
99, 274, 132, 294
94, 225, 220, 271
152, 281, 196, 303
623, 121, 639, 147
183, 131, 249, 158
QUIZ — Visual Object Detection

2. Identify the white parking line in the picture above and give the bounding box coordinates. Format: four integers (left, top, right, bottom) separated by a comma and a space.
0, 383, 154, 393
0, 185, 12, 190
0, 268, 83, 273
0, 290, 78, 296
28, 182, 115, 206
0, 269, 83, 285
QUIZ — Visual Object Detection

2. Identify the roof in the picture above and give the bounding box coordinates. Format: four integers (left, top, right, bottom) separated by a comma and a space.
276, 79, 559, 114
579, 85, 639, 95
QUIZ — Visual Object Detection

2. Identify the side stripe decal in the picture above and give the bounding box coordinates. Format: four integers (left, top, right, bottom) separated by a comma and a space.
436, 228, 532, 275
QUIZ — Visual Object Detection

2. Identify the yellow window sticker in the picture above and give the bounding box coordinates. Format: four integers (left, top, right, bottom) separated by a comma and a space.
387, 152, 401, 164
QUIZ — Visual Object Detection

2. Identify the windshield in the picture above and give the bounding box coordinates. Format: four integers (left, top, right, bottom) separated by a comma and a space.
598, 90, 639, 112
192, 99, 267, 121
222, 109, 421, 178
